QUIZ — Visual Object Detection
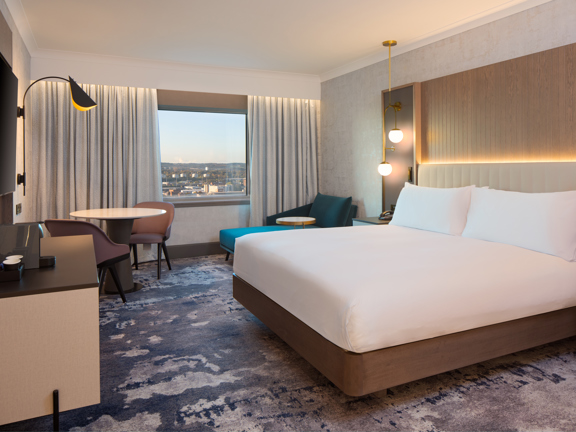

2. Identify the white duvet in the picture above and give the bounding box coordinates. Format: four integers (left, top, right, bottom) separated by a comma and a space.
233, 225, 576, 353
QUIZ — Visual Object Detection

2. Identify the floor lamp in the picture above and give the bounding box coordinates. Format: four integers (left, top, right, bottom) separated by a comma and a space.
16, 76, 97, 196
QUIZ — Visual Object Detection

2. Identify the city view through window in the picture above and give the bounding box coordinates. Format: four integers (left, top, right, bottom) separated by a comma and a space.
159, 110, 247, 199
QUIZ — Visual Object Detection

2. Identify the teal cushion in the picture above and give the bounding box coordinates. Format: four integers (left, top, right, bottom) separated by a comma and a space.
220, 225, 319, 252
308, 193, 352, 228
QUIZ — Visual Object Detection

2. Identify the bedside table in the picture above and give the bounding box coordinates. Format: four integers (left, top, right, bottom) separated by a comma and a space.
352, 217, 390, 226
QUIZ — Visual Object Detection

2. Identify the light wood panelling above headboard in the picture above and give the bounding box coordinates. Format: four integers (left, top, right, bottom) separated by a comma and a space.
421, 43, 576, 164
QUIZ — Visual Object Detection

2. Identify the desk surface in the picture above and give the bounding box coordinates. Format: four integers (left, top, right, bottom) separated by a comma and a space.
70, 208, 165, 220
0, 235, 98, 299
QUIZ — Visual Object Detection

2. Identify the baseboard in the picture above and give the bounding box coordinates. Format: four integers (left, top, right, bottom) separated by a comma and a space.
166, 242, 224, 258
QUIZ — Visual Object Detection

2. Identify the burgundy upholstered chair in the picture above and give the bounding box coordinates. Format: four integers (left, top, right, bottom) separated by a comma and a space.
129, 202, 175, 279
44, 219, 129, 303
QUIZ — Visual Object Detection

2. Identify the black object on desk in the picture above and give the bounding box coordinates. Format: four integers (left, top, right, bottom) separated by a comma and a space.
0, 223, 41, 270
0, 263, 24, 282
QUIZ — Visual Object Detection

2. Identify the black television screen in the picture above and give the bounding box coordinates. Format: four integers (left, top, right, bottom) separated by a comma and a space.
0, 55, 18, 196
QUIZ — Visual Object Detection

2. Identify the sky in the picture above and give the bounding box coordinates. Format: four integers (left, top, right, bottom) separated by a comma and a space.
159, 110, 246, 164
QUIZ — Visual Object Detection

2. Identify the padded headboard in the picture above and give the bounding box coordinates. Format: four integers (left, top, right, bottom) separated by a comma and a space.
418, 162, 576, 193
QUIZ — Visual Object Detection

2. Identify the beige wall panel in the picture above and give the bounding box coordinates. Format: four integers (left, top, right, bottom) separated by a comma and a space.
0, 288, 100, 425
168, 204, 250, 245
157, 89, 247, 110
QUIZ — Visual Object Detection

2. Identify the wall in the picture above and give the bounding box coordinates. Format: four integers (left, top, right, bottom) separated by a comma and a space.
320, 0, 576, 218
0, 0, 30, 224
32, 52, 321, 100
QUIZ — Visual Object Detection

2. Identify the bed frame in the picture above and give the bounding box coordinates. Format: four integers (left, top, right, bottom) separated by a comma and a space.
234, 275, 576, 396
233, 162, 576, 396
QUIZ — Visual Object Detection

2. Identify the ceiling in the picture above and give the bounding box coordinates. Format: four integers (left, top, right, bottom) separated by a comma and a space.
11, 0, 551, 78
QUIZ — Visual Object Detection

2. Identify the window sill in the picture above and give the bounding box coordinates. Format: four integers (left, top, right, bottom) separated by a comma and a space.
164, 196, 250, 208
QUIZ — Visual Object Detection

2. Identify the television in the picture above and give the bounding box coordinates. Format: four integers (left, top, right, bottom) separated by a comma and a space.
0, 53, 18, 196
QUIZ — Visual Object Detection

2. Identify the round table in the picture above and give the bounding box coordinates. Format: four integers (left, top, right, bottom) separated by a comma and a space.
276, 216, 316, 229
70, 208, 166, 294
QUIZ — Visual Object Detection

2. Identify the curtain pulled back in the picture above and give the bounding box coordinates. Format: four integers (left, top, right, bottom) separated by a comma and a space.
28, 81, 162, 222
248, 96, 319, 227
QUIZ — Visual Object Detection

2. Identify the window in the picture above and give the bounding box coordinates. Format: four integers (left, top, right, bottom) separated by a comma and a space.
158, 108, 247, 201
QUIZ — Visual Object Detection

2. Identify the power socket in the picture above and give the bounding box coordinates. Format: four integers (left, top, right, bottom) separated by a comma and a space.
15, 203, 22, 215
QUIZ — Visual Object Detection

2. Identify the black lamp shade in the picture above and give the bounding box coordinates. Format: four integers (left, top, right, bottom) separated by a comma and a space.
68, 76, 97, 112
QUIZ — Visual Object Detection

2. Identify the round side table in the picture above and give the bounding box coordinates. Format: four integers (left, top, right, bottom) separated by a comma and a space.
276, 216, 316, 229
70, 208, 166, 294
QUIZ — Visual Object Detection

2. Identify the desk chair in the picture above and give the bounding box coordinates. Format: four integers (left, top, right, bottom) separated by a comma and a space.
44, 219, 129, 303
129, 202, 175, 279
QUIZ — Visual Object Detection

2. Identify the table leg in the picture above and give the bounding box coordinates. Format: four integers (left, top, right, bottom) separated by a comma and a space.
103, 219, 142, 294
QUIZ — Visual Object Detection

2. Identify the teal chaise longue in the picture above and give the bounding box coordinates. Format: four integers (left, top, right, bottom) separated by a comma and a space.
220, 193, 358, 260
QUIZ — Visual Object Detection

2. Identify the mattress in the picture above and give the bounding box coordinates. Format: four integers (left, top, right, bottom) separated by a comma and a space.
233, 225, 576, 354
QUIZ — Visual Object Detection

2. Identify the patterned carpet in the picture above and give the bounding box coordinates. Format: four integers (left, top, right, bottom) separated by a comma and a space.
2, 255, 576, 431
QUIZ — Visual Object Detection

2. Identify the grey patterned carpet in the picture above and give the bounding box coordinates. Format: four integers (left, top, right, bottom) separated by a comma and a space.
2, 255, 576, 431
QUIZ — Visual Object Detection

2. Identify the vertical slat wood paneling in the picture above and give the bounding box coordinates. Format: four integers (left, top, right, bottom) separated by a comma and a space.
517, 55, 528, 160
494, 61, 505, 160
567, 44, 576, 158
464, 70, 472, 161
420, 42, 576, 163
421, 83, 429, 162
557, 47, 567, 158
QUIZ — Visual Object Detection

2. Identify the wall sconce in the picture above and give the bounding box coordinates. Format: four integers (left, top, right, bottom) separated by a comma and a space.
378, 40, 403, 177
16, 76, 97, 196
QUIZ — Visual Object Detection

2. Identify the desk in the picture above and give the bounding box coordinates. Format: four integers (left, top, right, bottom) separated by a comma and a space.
0, 235, 100, 426
70, 208, 166, 294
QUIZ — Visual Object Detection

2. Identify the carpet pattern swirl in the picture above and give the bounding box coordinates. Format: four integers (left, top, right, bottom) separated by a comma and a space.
2, 255, 576, 431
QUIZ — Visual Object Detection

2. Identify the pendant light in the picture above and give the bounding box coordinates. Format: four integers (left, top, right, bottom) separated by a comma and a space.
378, 40, 403, 177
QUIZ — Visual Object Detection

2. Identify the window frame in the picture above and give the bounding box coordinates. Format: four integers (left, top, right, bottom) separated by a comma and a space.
158, 104, 250, 207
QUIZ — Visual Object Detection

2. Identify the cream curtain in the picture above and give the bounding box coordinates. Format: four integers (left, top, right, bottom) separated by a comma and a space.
27, 81, 162, 222
248, 96, 319, 226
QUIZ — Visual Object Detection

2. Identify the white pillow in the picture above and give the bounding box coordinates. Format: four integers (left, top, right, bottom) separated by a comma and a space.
462, 188, 576, 261
390, 183, 474, 236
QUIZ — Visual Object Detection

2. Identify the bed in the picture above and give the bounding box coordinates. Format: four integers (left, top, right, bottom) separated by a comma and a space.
232, 162, 576, 396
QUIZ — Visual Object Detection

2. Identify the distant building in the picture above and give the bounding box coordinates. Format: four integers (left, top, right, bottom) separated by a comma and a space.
204, 184, 219, 194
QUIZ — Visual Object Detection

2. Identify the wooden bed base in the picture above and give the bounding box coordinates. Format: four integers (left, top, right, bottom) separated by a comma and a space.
233, 274, 576, 396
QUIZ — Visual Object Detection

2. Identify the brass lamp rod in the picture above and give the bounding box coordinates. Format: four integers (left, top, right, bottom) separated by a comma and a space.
382, 40, 397, 110
381, 41, 401, 158
388, 42, 392, 107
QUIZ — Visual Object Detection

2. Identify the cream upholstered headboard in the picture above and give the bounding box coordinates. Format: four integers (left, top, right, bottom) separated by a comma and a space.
418, 162, 576, 193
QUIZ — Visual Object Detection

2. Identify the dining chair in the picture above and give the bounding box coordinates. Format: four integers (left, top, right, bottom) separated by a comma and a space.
129, 202, 175, 279
44, 219, 129, 303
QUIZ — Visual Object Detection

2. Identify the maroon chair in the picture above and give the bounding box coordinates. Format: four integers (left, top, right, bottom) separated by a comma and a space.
129, 202, 175, 279
44, 219, 129, 303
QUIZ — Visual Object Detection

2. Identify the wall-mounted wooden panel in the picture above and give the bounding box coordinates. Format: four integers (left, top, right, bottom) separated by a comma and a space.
0, 9, 13, 224
421, 43, 576, 163
0, 7, 12, 66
